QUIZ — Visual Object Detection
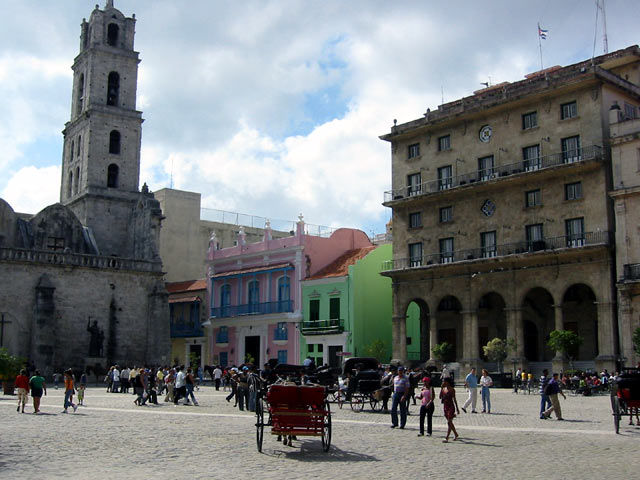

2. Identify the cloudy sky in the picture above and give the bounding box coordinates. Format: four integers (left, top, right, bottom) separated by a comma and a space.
1, 0, 639, 236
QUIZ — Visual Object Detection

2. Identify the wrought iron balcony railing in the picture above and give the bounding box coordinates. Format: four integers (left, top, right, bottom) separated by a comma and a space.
170, 322, 204, 338
384, 145, 602, 203
300, 318, 344, 335
383, 231, 611, 271
623, 263, 640, 281
210, 300, 293, 318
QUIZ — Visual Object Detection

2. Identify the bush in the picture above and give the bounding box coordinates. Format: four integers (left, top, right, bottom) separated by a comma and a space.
431, 342, 454, 363
364, 339, 387, 363
0, 348, 24, 381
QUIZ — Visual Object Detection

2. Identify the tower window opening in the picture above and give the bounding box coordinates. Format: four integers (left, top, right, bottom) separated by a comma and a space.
75, 167, 80, 194
107, 23, 119, 47
109, 130, 121, 154
107, 164, 119, 188
70, 140, 75, 160
77, 135, 82, 157
107, 72, 120, 106
67, 170, 73, 198
77, 73, 84, 115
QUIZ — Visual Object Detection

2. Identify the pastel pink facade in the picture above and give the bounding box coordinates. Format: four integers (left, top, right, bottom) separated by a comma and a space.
206, 218, 371, 367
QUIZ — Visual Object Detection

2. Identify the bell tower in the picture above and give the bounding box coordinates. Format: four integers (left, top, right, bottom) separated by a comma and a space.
60, 1, 147, 257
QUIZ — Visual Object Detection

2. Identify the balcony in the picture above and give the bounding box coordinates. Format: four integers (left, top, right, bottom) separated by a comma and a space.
383, 231, 611, 271
210, 300, 293, 319
171, 322, 204, 338
623, 263, 640, 281
384, 145, 602, 203
301, 318, 345, 335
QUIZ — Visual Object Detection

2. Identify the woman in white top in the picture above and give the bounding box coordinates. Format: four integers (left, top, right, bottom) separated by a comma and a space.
479, 369, 493, 413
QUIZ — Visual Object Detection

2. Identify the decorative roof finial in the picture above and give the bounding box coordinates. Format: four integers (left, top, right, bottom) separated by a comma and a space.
106, 0, 114, 9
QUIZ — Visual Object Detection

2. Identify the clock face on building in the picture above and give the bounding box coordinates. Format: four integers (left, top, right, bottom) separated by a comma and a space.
481, 199, 496, 217
479, 124, 492, 143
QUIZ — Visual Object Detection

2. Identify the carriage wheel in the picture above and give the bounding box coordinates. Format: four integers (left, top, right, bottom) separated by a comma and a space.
613, 396, 621, 434
350, 395, 364, 412
256, 398, 264, 451
321, 400, 332, 452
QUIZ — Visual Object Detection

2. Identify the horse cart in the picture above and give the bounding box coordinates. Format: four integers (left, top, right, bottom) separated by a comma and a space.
343, 357, 383, 412
255, 364, 331, 452
611, 367, 640, 434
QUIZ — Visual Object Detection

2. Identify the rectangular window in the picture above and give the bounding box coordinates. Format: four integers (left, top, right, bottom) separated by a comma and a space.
525, 189, 541, 207
526, 224, 544, 251
565, 181, 582, 200
408, 143, 420, 159
624, 102, 637, 120
522, 111, 537, 130
561, 101, 577, 120
409, 242, 423, 267
409, 212, 422, 228
274, 322, 288, 341
407, 172, 422, 196
309, 299, 320, 321
481, 231, 497, 258
566, 217, 585, 247
438, 165, 452, 190
523, 144, 541, 171
561, 135, 581, 163
308, 344, 314, 353
329, 297, 340, 320
439, 206, 452, 223
438, 135, 451, 151
47, 236, 65, 251
439, 237, 454, 264
478, 155, 495, 180
216, 326, 229, 343
277, 350, 288, 364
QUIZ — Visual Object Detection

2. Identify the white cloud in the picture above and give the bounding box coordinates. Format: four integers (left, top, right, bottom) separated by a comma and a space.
2, 166, 61, 214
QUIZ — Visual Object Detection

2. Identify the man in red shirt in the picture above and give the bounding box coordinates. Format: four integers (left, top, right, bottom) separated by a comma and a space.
15, 369, 30, 413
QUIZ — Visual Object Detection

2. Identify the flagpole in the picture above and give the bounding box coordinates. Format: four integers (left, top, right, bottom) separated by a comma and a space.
538, 23, 543, 70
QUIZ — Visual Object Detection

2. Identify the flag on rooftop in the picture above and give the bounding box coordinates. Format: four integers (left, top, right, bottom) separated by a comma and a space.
538, 23, 548, 40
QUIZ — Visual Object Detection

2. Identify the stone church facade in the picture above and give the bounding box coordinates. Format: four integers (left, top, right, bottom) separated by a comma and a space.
0, 1, 169, 376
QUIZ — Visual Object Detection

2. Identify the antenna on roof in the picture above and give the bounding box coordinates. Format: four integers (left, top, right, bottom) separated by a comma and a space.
594, 0, 609, 57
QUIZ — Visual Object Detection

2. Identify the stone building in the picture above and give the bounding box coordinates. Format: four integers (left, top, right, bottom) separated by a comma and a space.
380, 46, 640, 374
0, 1, 169, 375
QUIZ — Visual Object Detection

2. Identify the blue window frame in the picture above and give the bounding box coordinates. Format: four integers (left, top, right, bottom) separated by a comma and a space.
220, 284, 231, 315
248, 280, 259, 313
277, 350, 288, 364
277, 276, 290, 312
275, 322, 288, 340
219, 352, 228, 368
217, 326, 229, 343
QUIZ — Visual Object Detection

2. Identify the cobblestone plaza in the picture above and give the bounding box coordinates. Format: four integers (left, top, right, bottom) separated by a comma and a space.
2, 386, 639, 479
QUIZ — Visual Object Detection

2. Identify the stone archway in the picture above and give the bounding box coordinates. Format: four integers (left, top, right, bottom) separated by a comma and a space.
521, 287, 555, 361
436, 295, 463, 362
562, 284, 598, 361
477, 292, 507, 362
405, 299, 430, 364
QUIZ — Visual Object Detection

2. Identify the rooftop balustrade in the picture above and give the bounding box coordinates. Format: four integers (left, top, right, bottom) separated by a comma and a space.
210, 300, 293, 319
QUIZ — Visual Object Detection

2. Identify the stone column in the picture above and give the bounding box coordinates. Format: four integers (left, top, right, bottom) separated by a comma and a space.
618, 290, 635, 367
391, 315, 407, 364
462, 310, 480, 371
551, 304, 565, 374
426, 316, 438, 366
594, 301, 617, 372
505, 307, 526, 371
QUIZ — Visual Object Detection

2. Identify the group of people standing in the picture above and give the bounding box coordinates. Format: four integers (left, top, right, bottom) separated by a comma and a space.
14, 368, 84, 414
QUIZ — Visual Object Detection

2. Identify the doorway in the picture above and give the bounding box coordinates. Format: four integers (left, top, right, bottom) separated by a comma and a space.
244, 336, 260, 365
328, 345, 342, 369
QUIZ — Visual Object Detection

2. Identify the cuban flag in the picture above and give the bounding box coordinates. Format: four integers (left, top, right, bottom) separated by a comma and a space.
538, 23, 548, 40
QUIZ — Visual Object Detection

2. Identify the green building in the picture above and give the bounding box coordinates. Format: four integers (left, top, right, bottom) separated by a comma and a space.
300, 243, 396, 367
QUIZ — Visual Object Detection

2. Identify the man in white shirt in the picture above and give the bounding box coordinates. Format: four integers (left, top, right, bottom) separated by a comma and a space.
213, 366, 222, 391
112, 366, 121, 394
174, 366, 187, 405
120, 367, 130, 393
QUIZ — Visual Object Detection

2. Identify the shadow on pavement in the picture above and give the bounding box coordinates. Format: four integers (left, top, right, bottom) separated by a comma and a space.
451, 437, 501, 447
262, 442, 379, 462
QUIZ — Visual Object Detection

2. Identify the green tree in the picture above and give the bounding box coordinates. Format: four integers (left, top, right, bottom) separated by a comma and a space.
431, 342, 454, 363
633, 327, 640, 355
364, 339, 387, 362
482, 338, 515, 372
547, 330, 583, 370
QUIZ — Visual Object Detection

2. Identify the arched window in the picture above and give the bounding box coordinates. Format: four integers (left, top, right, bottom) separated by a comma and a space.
248, 280, 260, 313
107, 72, 119, 106
75, 167, 80, 194
67, 170, 73, 198
77, 73, 84, 115
107, 23, 119, 46
220, 284, 231, 316
107, 163, 119, 188
277, 276, 290, 312
109, 130, 121, 154
70, 140, 75, 160
77, 135, 82, 157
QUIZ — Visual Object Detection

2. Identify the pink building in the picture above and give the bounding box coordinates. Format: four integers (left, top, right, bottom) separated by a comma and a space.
205, 216, 371, 367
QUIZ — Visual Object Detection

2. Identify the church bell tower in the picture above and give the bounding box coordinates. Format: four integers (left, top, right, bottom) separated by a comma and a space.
60, 1, 146, 257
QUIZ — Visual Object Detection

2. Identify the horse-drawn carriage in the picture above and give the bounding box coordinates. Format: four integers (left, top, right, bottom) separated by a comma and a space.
342, 357, 383, 412
611, 367, 640, 434
255, 363, 331, 452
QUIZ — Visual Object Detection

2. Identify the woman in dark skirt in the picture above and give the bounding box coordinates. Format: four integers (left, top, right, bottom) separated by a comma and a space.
29, 370, 47, 414
439, 377, 460, 442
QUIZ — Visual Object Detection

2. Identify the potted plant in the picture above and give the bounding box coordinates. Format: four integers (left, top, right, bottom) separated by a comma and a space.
0, 348, 25, 395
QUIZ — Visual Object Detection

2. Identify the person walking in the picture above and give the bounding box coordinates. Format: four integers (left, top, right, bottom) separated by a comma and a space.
479, 369, 493, 413
514, 367, 522, 393
416, 377, 435, 436
29, 370, 47, 414
213, 365, 222, 391
134, 368, 148, 406
390, 366, 409, 429
185, 367, 199, 405
120, 366, 130, 393
77, 370, 87, 406
461, 367, 478, 413
15, 369, 30, 413
112, 365, 121, 393
440, 377, 460, 442
538, 369, 552, 419
543, 373, 566, 420
164, 368, 175, 402
173, 366, 187, 405
62, 369, 78, 413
